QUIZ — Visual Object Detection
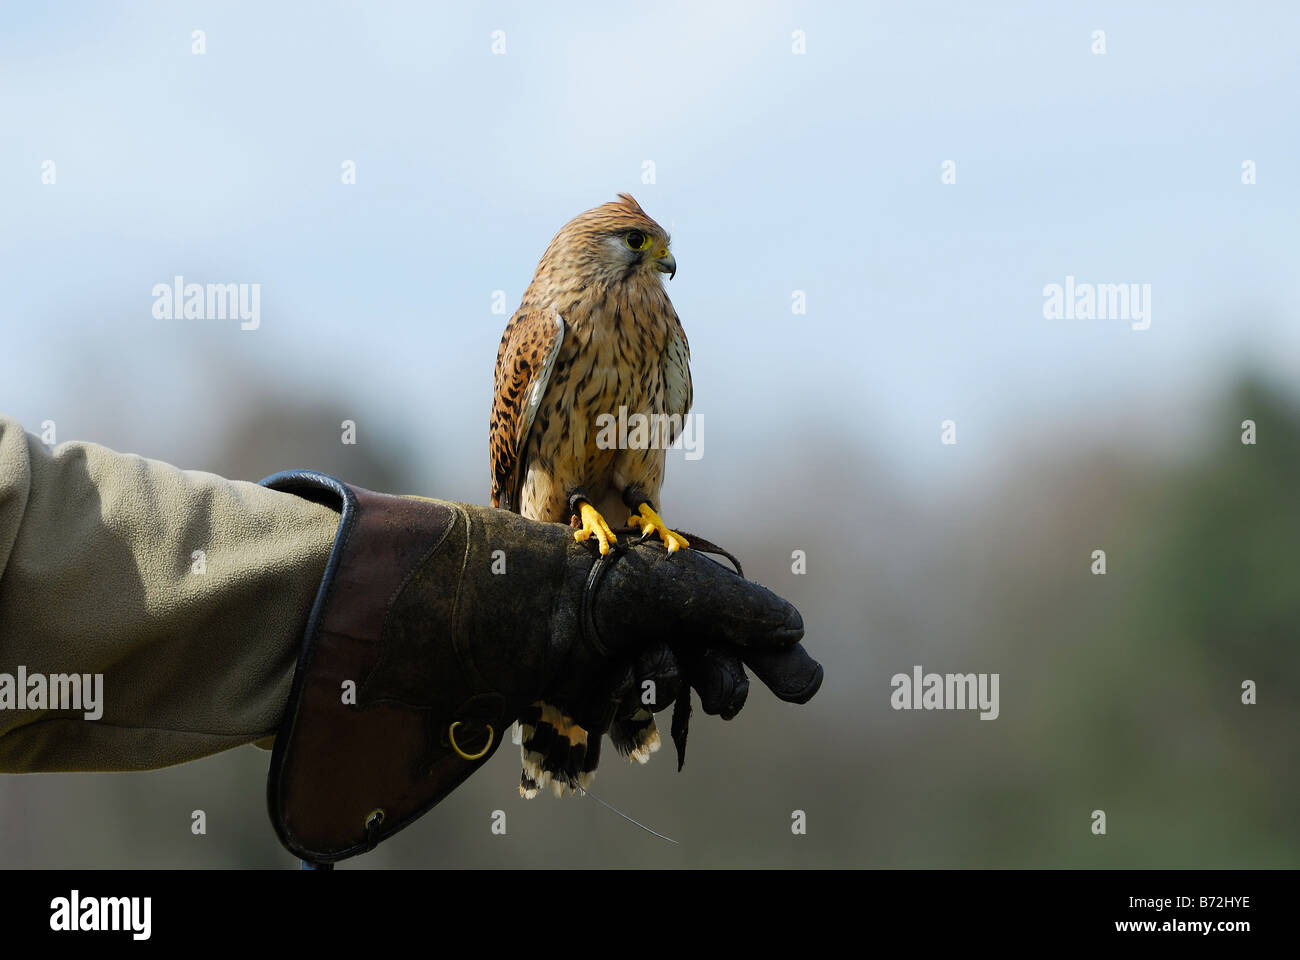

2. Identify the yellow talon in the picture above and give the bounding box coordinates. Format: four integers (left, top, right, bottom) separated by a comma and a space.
627, 503, 690, 553
574, 502, 617, 555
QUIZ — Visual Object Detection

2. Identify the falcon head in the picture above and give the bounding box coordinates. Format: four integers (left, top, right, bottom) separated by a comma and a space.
539, 193, 676, 289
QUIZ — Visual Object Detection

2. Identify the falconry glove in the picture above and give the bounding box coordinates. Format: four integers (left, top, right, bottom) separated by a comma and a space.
260, 472, 822, 863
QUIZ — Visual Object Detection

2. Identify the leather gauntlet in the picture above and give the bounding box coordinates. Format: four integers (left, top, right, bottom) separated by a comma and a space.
260, 471, 821, 863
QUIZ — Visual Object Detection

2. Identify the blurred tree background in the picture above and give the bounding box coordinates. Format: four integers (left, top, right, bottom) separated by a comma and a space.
1, 371, 1292, 869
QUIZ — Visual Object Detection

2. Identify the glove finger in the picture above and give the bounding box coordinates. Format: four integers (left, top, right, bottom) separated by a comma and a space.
679, 645, 749, 720
620, 642, 682, 717
568, 643, 684, 732
569, 660, 635, 736
739, 643, 823, 704
593, 548, 804, 654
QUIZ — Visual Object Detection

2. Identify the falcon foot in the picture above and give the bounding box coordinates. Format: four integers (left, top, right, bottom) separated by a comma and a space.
573, 501, 618, 556
628, 503, 690, 553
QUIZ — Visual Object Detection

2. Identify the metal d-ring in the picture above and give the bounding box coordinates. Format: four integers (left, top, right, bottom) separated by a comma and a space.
449, 720, 494, 760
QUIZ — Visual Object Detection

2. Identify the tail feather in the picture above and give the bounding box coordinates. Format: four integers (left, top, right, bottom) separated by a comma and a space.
578, 730, 600, 790
519, 701, 590, 798
519, 704, 661, 799
609, 709, 661, 765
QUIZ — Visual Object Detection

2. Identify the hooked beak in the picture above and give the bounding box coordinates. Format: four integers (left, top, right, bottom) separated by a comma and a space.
654, 250, 676, 280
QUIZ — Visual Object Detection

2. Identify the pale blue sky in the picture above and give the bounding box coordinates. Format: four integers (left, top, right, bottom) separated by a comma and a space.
2, 1, 1296, 504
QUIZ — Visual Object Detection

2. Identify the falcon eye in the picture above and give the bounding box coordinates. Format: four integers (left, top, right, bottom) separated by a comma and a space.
624, 230, 650, 251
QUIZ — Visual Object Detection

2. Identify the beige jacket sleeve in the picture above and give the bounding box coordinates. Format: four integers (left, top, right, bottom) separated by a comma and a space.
0, 415, 340, 772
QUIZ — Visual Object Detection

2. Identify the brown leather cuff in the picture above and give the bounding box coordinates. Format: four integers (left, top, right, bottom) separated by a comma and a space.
259, 471, 508, 864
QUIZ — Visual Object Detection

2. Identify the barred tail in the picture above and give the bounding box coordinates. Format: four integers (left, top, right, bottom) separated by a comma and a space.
609, 709, 661, 765
519, 701, 594, 798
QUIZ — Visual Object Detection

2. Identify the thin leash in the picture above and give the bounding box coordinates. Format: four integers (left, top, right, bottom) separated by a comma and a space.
579, 786, 678, 845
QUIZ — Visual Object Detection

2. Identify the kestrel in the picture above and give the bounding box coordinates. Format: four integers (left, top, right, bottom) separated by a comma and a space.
490, 193, 692, 798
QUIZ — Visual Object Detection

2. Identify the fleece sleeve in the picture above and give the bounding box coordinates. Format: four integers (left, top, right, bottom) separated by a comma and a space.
0, 415, 338, 772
